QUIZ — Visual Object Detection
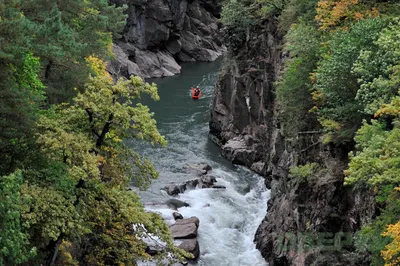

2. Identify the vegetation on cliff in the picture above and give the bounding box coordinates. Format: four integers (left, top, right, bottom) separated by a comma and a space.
220, 0, 400, 264
0, 1, 184, 265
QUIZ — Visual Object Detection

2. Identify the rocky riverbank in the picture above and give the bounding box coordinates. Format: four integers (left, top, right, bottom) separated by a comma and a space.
209, 20, 376, 266
108, 0, 225, 79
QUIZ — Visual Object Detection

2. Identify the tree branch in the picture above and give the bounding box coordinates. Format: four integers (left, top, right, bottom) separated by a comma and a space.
96, 113, 114, 148
85, 108, 100, 138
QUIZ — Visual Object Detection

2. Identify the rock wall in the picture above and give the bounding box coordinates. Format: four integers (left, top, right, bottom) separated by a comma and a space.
108, 0, 225, 78
209, 20, 377, 265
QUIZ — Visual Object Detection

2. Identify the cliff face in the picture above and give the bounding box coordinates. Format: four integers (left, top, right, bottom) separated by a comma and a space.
209, 20, 376, 265
108, 0, 225, 78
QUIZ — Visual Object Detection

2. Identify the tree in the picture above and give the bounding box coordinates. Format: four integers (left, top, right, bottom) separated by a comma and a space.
18, 0, 127, 103
313, 17, 387, 143
345, 94, 400, 265
315, 0, 380, 31
353, 19, 400, 115
0, 171, 36, 266
277, 21, 321, 138
382, 220, 400, 266
220, 0, 256, 30
27, 59, 185, 265
0, 52, 45, 175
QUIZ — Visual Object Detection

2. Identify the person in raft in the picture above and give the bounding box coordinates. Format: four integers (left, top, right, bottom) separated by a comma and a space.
194, 87, 201, 96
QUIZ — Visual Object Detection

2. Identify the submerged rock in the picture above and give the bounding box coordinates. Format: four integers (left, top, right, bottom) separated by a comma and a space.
165, 198, 190, 210
164, 183, 187, 196
183, 163, 212, 176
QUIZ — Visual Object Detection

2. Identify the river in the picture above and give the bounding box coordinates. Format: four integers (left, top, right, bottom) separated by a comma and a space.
129, 59, 269, 266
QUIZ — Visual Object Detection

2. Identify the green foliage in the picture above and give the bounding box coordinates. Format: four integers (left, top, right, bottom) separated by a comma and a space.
277, 0, 319, 32
0, 171, 36, 266
0, 52, 45, 175
0, 0, 181, 264
31, 72, 178, 264
1, 0, 127, 103
0, 0, 127, 174
353, 19, 400, 114
257, 0, 287, 18
289, 162, 321, 183
345, 119, 400, 186
314, 17, 387, 143
277, 21, 321, 138
220, 0, 256, 30
354, 191, 400, 265
345, 91, 400, 264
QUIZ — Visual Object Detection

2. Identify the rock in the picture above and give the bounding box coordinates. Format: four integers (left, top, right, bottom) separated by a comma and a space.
170, 222, 198, 239
144, 18, 170, 48
146, 0, 174, 23
108, 0, 224, 79
107, 43, 143, 78
174, 216, 200, 229
135, 50, 181, 78
173, 212, 184, 220
142, 234, 167, 257
166, 198, 190, 210
200, 175, 217, 186
185, 178, 200, 189
166, 38, 182, 55
177, 51, 195, 62
178, 238, 200, 259
221, 138, 256, 167
250, 162, 265, 175
145, 246, 159, 256
164, 184, 181, 196
157, 51, 182, 74
183, 163, 212, 176
211, 185, 226, 189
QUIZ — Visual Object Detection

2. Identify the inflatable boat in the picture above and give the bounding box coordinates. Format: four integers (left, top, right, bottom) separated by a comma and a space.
191, 88, 201, 99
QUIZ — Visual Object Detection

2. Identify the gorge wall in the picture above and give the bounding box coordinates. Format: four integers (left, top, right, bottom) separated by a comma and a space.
108, 0, 225, 79
209, 20, 377, 265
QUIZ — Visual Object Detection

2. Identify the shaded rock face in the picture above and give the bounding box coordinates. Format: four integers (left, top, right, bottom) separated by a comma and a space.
108, 0, 225, 78
209, 24, 280, 176
209, 22, 377, 265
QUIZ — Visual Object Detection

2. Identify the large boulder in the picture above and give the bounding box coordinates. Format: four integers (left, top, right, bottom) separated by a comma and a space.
170, 217, 200, 239
175, 216, 200, 229
178, 238, 200, 259
170, 223, 198, 239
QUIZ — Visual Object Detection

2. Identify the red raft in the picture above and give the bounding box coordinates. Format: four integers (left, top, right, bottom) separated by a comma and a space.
191, 88, 202, 99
